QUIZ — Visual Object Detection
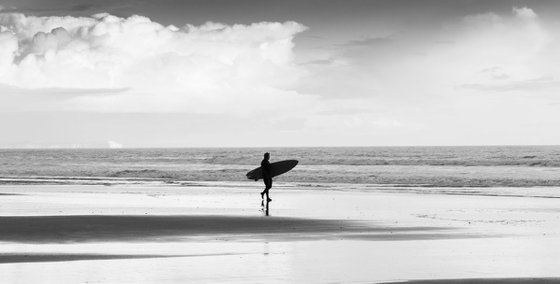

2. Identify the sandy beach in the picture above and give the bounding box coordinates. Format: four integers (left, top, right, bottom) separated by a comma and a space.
0, 183, 559, 283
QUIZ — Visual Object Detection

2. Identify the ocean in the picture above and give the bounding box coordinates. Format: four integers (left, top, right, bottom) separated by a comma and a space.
1, 146, 560, 188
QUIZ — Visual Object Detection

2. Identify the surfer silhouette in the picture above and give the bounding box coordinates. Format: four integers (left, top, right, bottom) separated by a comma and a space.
260, 152, 272, 202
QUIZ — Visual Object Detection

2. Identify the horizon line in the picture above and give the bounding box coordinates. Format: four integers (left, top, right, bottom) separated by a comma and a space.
0, 144, 559, 150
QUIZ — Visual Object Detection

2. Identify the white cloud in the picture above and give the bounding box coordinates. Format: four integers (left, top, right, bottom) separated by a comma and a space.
304, 6, 555, 100
455, 6, 552, 86
0, 12, 314, 113
107, 140, 123, 148
292, 5, 560, 145
513, 6, 537, 20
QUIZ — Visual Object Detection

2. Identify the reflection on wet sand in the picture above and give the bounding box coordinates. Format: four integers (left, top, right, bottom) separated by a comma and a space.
261, 198, 270, 216
0, 253, 247, 263
0, 215, 459, 243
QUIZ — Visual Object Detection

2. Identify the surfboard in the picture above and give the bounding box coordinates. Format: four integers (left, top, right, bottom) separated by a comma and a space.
246, 160, 298, 180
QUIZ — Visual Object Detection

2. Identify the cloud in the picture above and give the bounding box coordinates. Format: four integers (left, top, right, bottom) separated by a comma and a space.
513, 6, 537, 19
293, 5, 560, 145
305, 112, 407, 130
69, 4, 96, 12
302, 58, 335, 66
0, 12, 314, 113
461, 6, 549, 55
0, 1, 132, 15
480, 66, 510, 80
0, 83, 126, 96
107, 140, 123, 148
451, 6, 557, 92
337, 35, 392, 48
460, 77, 560, 92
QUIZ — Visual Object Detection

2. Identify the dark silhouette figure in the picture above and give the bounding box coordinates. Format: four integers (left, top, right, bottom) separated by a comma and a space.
260, 152, 272, 202
260, 198, 270, 216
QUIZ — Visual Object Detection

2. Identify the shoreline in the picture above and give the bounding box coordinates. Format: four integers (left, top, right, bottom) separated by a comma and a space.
2, 180, 560, 200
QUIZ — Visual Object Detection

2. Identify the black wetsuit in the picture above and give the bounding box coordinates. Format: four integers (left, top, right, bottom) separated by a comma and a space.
261, 159, 272, 192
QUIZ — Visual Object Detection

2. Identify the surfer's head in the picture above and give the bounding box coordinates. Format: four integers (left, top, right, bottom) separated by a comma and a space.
264, 152, 270, 160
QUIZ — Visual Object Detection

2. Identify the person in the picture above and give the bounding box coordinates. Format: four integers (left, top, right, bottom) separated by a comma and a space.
260, 152, 272, 202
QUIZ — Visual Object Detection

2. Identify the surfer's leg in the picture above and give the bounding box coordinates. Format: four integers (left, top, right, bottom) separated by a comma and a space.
265, 178, 272, 201
261, 178, 269, 199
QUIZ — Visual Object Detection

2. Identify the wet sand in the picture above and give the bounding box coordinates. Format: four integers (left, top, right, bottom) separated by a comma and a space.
383, 279, 560, 283
0, 183, 559, 283
0, 215, 456, 243
0, 253, 194, 263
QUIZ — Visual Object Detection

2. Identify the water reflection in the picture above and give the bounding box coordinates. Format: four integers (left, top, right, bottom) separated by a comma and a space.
260, 199, 270, 216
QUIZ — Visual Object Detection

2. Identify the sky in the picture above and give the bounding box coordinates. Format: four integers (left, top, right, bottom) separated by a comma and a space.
0, 0, 559, 147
